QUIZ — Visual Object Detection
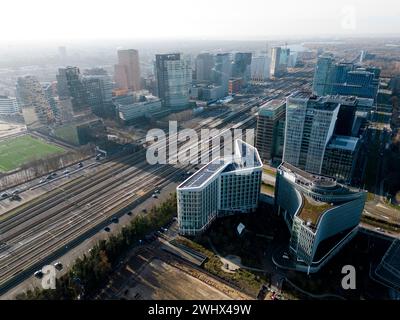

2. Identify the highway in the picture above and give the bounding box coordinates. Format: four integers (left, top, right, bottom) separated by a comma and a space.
0, 73, 312, 295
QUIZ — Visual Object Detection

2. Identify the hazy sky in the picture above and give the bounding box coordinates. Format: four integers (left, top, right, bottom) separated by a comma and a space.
1, 0, 399, 43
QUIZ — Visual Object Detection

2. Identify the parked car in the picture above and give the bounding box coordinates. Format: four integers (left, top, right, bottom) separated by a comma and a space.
54, 262, 63, 270
34, 270, 43, 278
110, 217, 119, 224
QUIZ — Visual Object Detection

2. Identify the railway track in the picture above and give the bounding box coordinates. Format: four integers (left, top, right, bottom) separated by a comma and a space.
0, 86, 305, 294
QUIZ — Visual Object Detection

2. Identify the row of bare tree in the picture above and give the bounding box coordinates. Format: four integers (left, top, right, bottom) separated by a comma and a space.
0, 145, 95, 191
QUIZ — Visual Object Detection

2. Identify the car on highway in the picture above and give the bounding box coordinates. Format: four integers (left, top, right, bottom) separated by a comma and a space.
34, 270, 43, 278
12, 189, 21, 195
78, 162, 83, 168
54, 262, 63, 270
126, 211, 133, 216
63, 169, 70, 175
152, 194, 158, 199
1, 192, 9, 198
39, 179, 46, 183
46, 175, 53, 180
51, 172, 58, 177
104, 227, 111, 232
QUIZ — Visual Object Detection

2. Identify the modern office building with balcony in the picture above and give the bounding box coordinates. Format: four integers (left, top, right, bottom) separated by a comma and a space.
274, 162, 367, 273
177, 140, 262, 236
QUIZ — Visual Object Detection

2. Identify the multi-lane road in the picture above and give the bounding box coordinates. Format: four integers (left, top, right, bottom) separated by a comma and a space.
0, 73, 312, 295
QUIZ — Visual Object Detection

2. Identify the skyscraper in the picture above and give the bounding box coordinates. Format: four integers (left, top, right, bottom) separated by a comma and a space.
155, 53, 191, 110
312, 55, 333, 95
83, 74, 113, 117
283, 91, 340, 174
195, 53, 214, 81
251, 55, 270, 82
232, 52, 252, 84
322, 135, 360, 183
114, 49, 141, 92
255, 99, 286, 163
212, 53, 231, 97
270, 47, 283, 78
56, 66, 88, 112
16, 76, 55, 129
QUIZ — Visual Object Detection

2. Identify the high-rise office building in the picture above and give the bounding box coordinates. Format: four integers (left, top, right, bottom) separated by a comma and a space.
83, 74, 113, 117
255, 99, 286, 163
283, 91, 340, 174
312, 55, 334, 96
195, 53, 214, 81
232, 52, 252, 84
0, 96, 20, 114
283, 92, 372, 181
114, 49, 141, 92
177, 140, 262, 235
56, 66, 88, 112
312, 55, 380, 100
155, 53, 192, 110
16, 76, 55, 129
322, 135, 360, 183
251, 55, 270, 82
212, 53, 231, 97
275, 162, 366, 273
270, 47, 284, 78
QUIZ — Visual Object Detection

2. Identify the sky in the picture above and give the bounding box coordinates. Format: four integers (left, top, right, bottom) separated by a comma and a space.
1, 0, 400, 43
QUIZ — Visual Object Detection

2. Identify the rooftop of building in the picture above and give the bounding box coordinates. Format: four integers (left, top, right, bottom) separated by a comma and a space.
288, 91, 374, 110
327, 135, 359, 152
278, 162, 362, 195
258, 99, 286, 116
297, 195, 334, 230
178, 140, 262, 190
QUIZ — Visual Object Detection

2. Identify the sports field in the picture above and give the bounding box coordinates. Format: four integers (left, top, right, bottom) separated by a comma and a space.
0, 135, 65, 172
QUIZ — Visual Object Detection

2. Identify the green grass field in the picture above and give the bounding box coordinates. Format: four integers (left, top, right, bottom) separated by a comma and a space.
0, 135, 65, 172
